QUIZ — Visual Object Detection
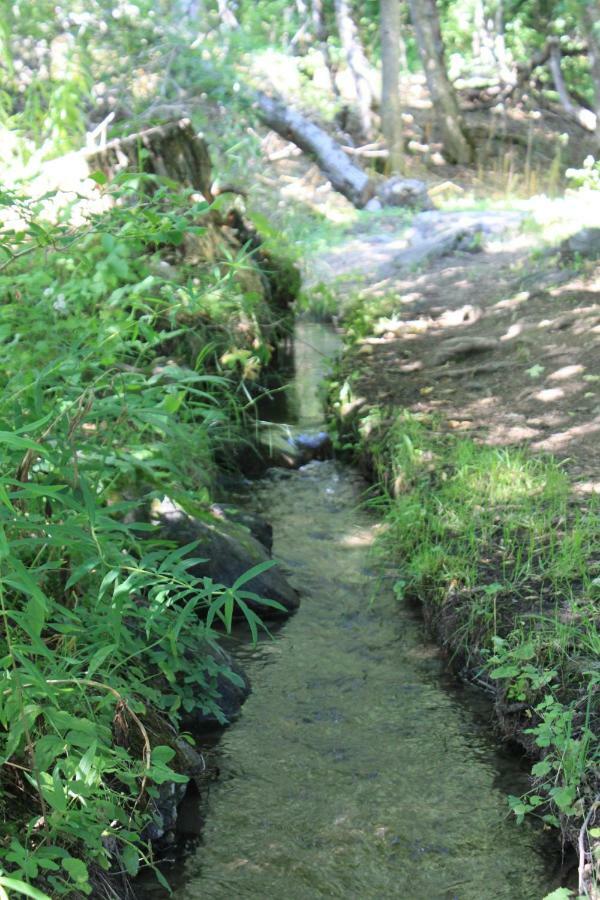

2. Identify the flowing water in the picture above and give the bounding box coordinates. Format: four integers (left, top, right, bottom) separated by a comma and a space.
171, 323, 566, 899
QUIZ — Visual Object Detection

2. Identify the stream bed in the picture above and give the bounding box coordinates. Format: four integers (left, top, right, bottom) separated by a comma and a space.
170, 323, 566, 899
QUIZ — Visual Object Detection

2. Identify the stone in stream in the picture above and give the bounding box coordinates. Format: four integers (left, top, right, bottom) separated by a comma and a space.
154, 497, 300, 618
257, 424, 333, 469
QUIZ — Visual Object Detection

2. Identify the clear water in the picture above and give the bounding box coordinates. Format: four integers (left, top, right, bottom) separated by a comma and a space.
168, 323, 566, 900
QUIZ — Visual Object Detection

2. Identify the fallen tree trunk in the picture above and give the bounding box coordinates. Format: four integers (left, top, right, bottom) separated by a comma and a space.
255, 91, 375, 208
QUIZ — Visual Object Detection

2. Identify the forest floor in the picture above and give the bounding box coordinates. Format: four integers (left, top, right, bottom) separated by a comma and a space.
312, 209, 600, 493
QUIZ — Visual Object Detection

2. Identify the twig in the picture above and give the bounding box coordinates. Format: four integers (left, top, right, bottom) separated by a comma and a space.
578, 794, 600, 897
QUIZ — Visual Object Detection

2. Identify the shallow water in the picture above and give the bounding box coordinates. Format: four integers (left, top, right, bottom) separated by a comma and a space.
171, 323, 565, 899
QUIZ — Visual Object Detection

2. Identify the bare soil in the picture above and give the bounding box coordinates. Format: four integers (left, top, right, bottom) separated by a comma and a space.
323, 218, 600, 494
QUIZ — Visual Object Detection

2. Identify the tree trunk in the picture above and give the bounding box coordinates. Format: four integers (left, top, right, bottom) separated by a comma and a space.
216, 0, 238, 29
380, 0, 404, 173
86, 119, 214, 201
581, 0, 600, 146
548, 38, 597, 132
256, 92, 375, 207
334, 0, 374, 139
311, 0, 340, 96
407, 0, 473, 164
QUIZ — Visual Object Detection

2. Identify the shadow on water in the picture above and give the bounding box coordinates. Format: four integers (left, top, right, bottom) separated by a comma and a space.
141, 322, 574, 899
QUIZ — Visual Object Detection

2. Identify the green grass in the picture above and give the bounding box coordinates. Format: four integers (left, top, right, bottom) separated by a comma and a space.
339, 405, 600, 872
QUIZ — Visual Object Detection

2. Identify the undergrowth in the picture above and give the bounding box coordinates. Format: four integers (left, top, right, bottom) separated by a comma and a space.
0, 175, 289, 897
335, 403, 600, 887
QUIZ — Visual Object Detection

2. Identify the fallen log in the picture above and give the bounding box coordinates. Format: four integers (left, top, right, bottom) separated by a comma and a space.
255, 91, 375, 208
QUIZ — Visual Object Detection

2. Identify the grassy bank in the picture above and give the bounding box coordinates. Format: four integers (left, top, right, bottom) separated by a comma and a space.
329, 395, 600, 895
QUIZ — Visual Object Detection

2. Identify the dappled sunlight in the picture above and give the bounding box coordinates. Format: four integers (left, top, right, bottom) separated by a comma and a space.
532, 417, 600, 452
535, 387, 565, 402
338, 526, 377, 549
548, 364, 586, 380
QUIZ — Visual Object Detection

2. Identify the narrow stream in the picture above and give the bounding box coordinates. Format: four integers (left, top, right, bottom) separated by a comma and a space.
172, 323, 565, 899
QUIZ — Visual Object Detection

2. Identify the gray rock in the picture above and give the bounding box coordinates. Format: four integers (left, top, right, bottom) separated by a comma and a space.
155, 499, 299, 618
256, 425, 306, 469
376, 176, 433, 210
210, 503, 273, 553
144, 779, 188, 843
561, 227, 600, 260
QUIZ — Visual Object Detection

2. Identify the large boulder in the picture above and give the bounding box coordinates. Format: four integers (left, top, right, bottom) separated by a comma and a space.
154, 498, 299, 619
210, 502, 273, 553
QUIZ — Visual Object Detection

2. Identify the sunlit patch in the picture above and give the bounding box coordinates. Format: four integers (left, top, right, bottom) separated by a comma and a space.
549, 364, 585, 381
573, 481, 600, 495
500, 322, 523, 341
532, 417, 600, 451
534, 387, 565, 402
339, 527, 376, 548
494, 291, 529, 310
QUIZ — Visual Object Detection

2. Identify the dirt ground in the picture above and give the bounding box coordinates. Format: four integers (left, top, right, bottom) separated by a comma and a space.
316, 216, 600, 496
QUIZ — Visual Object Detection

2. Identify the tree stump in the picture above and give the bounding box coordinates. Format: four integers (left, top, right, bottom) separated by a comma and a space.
85, 119, 214, 200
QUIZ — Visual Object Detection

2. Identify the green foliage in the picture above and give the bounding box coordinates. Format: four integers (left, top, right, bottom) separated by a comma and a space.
0, 177, 280, 896
566, 155, 600, 190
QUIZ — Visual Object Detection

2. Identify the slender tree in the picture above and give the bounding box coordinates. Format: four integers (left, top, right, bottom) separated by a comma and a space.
334, 0, 374, 138
311, 0, 340, 97
380, 0, 404, 173
216, 0, 238, 28
407, 0, 473, 164
581, 0, 600, 146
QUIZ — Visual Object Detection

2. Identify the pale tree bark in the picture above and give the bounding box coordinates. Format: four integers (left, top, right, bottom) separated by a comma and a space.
311, 0, 340, 96
548, 38, 597, 132
380, 0, 404, 173
407, 0, 473, 164
216, 0, 238, 29
581, 0, 600, 146
256, 92, 375, 207
334, 0, 374, 138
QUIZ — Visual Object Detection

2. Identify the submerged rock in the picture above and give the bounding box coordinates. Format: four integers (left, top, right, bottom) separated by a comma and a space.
560, 227, 600, 260
155, 498, 299, 618
257, 424, 333, 469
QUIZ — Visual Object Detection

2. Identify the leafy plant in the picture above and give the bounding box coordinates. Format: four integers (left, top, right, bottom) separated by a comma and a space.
0, 175, 282, 895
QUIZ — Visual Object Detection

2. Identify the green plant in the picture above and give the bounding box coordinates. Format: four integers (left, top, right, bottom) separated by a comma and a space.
341, 406, 600, 852
0, 176, 284, 896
